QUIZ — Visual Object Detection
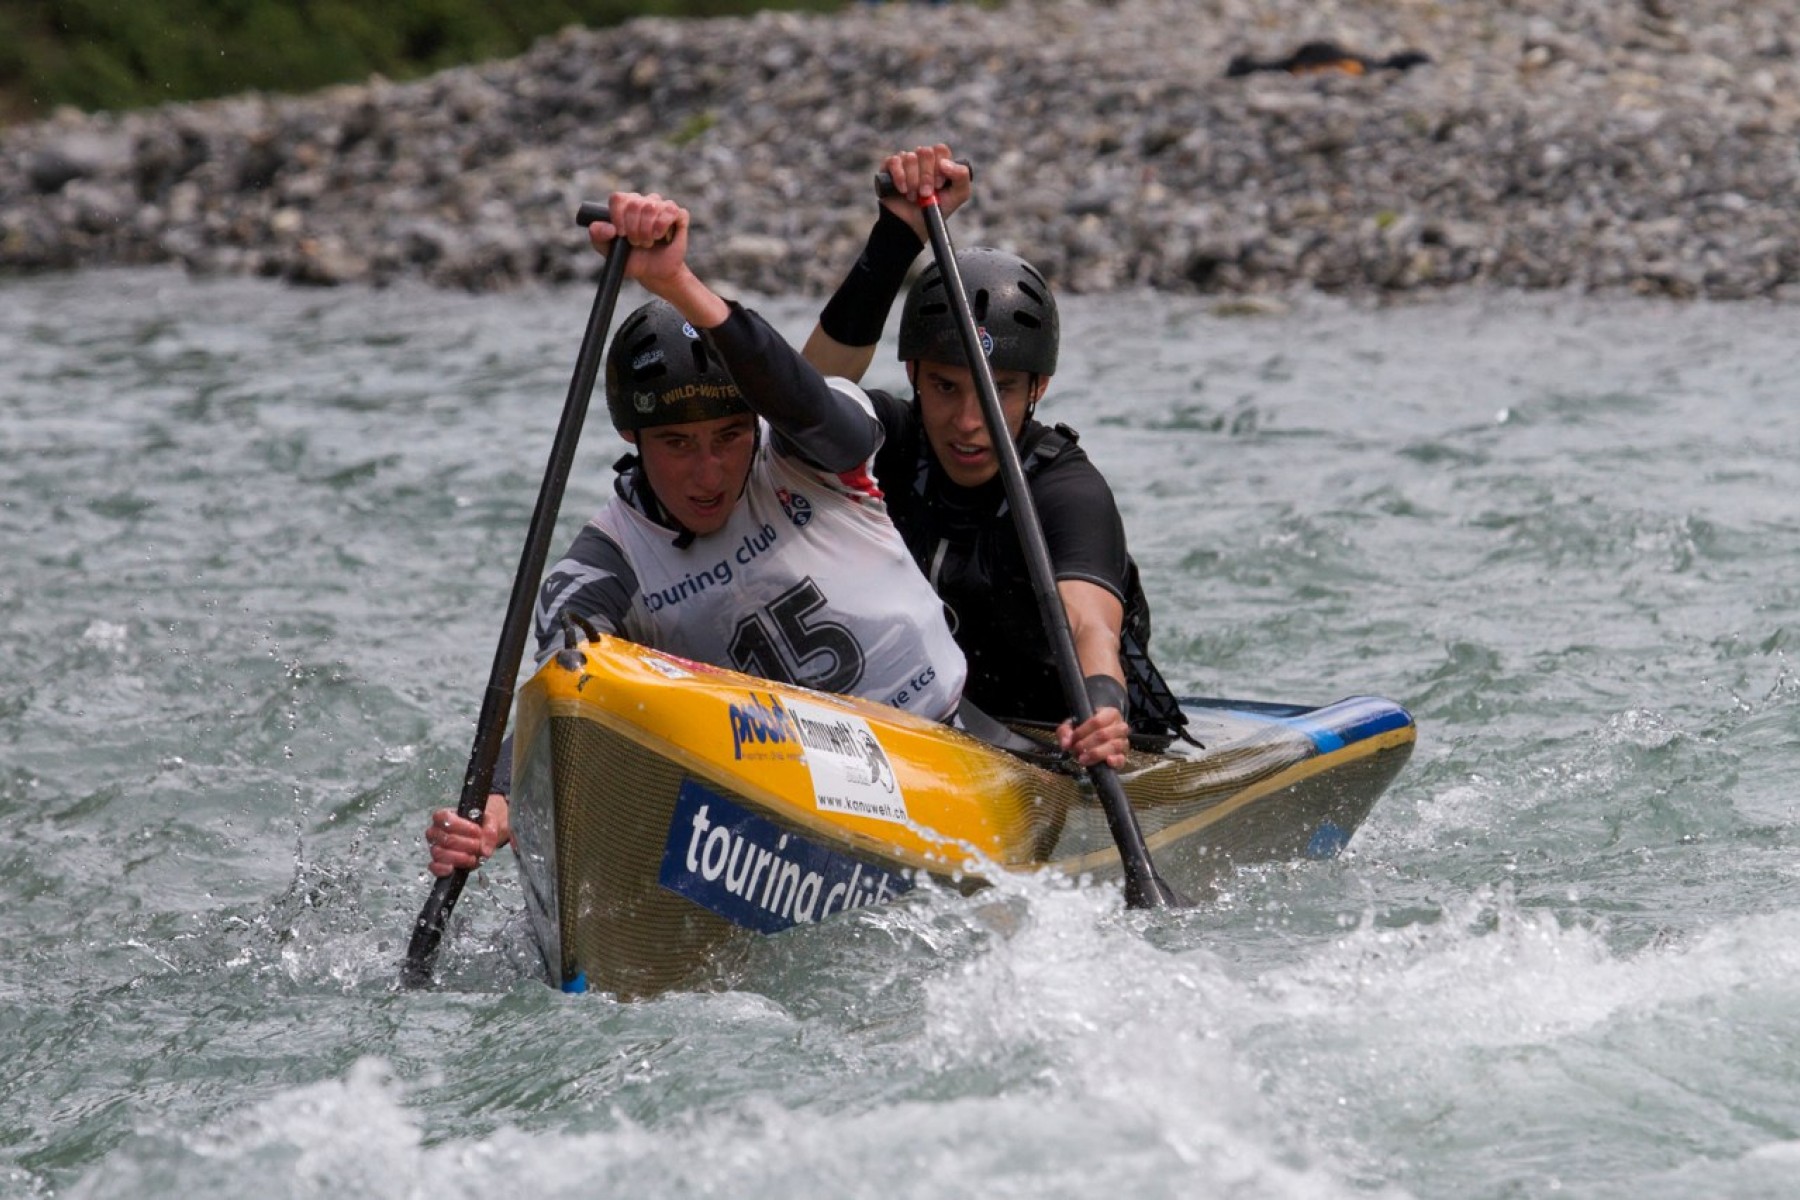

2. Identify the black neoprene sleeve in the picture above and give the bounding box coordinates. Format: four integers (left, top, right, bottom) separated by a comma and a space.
817, 207, 926, 347
703, 302, 880, 473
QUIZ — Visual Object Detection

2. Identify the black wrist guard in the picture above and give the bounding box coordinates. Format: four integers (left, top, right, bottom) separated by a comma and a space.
817, 207, 924, 347
1083, 674, 1128, 717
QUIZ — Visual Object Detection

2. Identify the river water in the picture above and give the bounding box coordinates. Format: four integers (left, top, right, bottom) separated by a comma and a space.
3, 267, 1796, 1198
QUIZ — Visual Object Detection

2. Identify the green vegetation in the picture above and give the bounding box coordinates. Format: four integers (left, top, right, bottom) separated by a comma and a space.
0, 0, 845, 123
668, 108, 718, 146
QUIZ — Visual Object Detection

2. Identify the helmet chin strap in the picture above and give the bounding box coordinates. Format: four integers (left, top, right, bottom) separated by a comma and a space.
615, 452, 698, 547
1023, 373, 1046, 427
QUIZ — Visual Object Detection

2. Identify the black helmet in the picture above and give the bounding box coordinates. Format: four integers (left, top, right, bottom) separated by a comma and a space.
898, 248, 1059, 376
605, 299, 751, 431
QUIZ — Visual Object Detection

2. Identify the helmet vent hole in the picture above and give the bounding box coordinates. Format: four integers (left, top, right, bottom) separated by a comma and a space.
973, 288, 990, 322
1015, 313, 1041, 330
689, 339, 710, 373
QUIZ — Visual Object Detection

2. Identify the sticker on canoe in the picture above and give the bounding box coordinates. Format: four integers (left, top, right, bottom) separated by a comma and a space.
727, 691, 804, 763
639, 655, 691, 681
659, 779, 912, 933
782, 697, 907, 824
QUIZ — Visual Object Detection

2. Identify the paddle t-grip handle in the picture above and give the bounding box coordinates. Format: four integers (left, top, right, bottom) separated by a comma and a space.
874, 161, 974, 200
573, 201, 681, 246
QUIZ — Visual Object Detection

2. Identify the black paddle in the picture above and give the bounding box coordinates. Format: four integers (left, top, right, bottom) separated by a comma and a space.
400, 202, 631, 988
883, 176, 1181, 909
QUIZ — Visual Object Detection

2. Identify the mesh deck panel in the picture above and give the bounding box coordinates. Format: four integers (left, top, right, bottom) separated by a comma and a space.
547, 715, 749, 999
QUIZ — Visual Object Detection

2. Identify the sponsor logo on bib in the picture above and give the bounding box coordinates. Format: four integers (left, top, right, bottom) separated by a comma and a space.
776, 487, 813, 527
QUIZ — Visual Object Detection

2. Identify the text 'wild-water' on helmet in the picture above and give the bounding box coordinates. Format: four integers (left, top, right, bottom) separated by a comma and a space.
605, 298, 751, 431
898, 248, 1059, 376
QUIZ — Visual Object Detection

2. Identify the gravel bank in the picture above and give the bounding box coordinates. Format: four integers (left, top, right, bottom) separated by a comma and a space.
3, 0, 1797, 298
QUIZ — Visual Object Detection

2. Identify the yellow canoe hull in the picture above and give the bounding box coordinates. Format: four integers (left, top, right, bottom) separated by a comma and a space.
510, 634, 1414, 998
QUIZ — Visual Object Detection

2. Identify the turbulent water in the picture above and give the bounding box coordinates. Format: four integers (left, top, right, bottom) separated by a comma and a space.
3, 267, 1796, 1199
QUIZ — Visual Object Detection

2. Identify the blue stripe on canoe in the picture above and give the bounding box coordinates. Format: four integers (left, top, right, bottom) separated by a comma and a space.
1215, 695, 1413, 754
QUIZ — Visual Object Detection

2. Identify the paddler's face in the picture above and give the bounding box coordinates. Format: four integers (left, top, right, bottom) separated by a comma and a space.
909, 360, 1048, 488
627, 413, 758, 536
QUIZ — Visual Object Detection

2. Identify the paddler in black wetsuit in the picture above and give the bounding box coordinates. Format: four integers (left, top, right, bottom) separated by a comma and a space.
803, 144, 1191, 769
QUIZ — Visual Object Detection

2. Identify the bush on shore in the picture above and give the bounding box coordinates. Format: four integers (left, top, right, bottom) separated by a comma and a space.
0, 0, 844, 122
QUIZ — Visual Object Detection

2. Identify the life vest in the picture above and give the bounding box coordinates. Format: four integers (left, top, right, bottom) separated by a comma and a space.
875, 406, 1189, 742
1027, 427, 1191, 745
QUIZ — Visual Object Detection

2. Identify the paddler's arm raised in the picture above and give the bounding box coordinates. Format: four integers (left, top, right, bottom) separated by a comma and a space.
587, 191, 731, 328
803, 144, 973, 383
594, 191, 878, 473
704, 302, 881, 474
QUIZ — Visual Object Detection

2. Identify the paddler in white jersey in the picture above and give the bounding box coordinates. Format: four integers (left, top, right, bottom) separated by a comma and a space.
427, 191, 968, 878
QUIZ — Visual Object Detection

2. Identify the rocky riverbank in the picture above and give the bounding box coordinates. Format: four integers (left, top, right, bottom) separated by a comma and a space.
3, 0, 1797, 298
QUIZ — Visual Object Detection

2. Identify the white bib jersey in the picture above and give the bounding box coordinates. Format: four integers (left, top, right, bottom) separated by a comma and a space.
532, 306, 966, 724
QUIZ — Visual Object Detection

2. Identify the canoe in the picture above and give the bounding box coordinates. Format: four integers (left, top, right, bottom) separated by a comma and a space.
509, 632, 1415, 998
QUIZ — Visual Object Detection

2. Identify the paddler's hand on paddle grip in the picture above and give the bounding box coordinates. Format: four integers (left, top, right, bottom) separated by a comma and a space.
1058, 707, 1131, 770
425, 795, 511, 877
581, 192, 729, 328
875, 145, 973, 240
582, 192, 688, 276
